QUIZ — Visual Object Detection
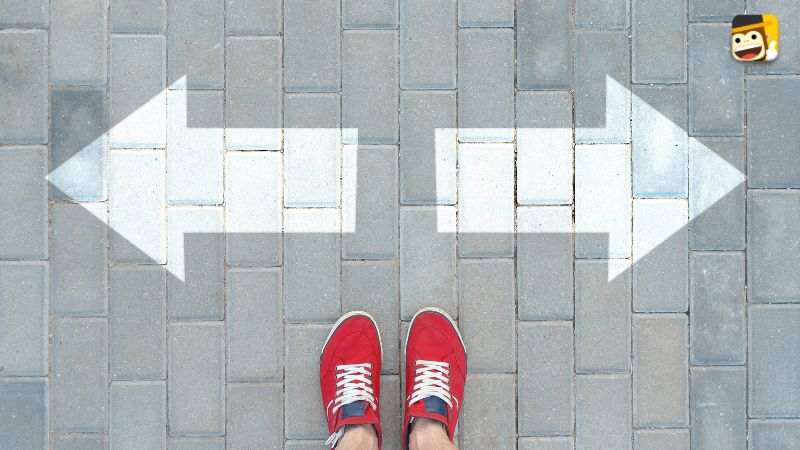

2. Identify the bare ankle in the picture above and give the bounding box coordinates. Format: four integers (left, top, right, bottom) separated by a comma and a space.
337, 424, 379, 450
409, 418, 457, 450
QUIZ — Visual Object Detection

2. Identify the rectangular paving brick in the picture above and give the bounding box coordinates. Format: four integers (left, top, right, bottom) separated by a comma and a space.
284, 209, 341, 323
167, 207, 225, 320
285, 325, 329, 439
576, 0, 628, 28
399, 207, 457, 319
399, 91, 456, 204
226, 383, 282, 449
632, 85, 688, 198
517, 206, 573, 320
343, 30, 398, 145
575, 145, 632, 258
168, 322, 225, 435
399, 0, 456, 89
0, 262, 47, 376
0, 30, 47, 144
689, 252, 745, 365
227, 269, 282, 381
632, 199, 688, 312
575, 259, 630, 373
576, 375, 631, 450
459, 0, 513, 27
518, 437, 574, 450
458, 29, 514, 142
575, 30, 630, 144
690, 367, 746, 450
225, 152, 282, 266
460, 260, 515, 373
748, 304, 800, 418
634, 429, 689, 450
748, 420, 800, 450
51, 203, 108, 316
343, 145, 399, 259
458, 143, 514, 257
688, 24, 743, 136
379, 375, 402, 448
169, 437, 224, 450
225, 37, 282, 150
748, 0, 800, 75
110, 382, 166, 450
167, 0, 223, 89
689, 0, 740, 21
52, 319, 109, 432
516, 91, 573, 205
747, 190, 800, 302
54, 434, 109, 450
0, 0, 47, 27
689, 137, 746, 250
284, 0, 340, 92
460, 374, 516, 449
110, 0, 164, 32
0, 379, 48, 449
342, 261, 400, 374
345, 0, 397, 28
227, 0, 280, 35
747, 76, 800, 188
284, 93, 341, 207
517, 0, 572, 89
109, 266, 166, 380
518, 322, 574, 436
51, 0, 105, 84
632, 314, 688, 428
0, 146, 47, 259
632, 0, 686, 83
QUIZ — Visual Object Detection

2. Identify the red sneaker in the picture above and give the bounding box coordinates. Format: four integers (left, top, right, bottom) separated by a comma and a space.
320, 311, 383, 448
402, 307, 467, 448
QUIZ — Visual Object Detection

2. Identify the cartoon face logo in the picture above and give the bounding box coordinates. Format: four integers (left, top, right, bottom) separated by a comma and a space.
732, 14, 779, 62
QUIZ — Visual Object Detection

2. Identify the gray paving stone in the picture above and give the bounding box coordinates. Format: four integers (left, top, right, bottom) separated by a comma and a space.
690, 367, 746, 450
110, 0, 164, 32
460, 260, 515, 373
343, 30, 398, 145
343, 146, 398, 259
51, 203, 108, 317
576, 375, 631, 450
167, 0, 224, 89
748, 420, 800, 450
226, 383, 283, 449
688, 0, 740, 21
379, 375, 402, 448
342, 261, 400, 374
168, 322, 225, 435
747, 190, 800, 302
518, 322, 574, 436
50, 88, 106, 201
399, 207, 457, 319
517, 0, 573, 89
168, 437, 224, 450
52, 319, 109, 432
399, 0, 456, 89
167, 207, 225, 320
461, 374, 516, 449
518, 437, 574, 450
632, 314, 688, 428
689, 137, 746, 250
458, 29, 514, 142
688, 24, 744, 136
689, 252, 745, 365
749, 305, 800, 418
284, 0, 340, 92
748, 0, 800, 75
0, 0, 47, 27
227, 0, 280, 35
345, 0, 396, 28
110, 382, 166, 450
284, 210, 341, 323
51, 0, 105, 85
0, 146, 47, 259
632, 0, 686, 83
0, 263, 47, 376
285, 324, 329, 439
517, 206, 573, 320
109, 266, 166, 380
285, 441, 328, 449
399, 91, 456, 204
459, 0, 513, 27
747, 77, 800, 188
575, 259, 630, 373
576, 0, 628, 29
0, 379, 48, 449
227, 268, 282, 381
0, 30, 47, 144
633, 429, 689, 450
54, 434, 109, 450
225, 37, 282, 150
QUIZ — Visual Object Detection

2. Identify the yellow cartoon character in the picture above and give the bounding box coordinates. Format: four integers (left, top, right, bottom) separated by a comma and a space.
732, 14, 779, 61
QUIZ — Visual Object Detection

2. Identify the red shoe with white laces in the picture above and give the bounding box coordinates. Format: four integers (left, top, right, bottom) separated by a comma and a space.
320, 311, 383, 448
402, 307, 467, 448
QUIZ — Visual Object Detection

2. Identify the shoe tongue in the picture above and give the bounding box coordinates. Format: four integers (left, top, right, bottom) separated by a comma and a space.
340, 401, 367, 419
408, 395, 449, 422
336, 400, 379, 429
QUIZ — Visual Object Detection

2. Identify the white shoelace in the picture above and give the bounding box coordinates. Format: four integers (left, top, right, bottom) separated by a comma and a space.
325, 363, 376, 448
408, 360, 453, 409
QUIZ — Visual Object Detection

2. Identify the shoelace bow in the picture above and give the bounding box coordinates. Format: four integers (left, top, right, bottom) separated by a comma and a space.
409, 360, 453, 409
325, 363, 376, 447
